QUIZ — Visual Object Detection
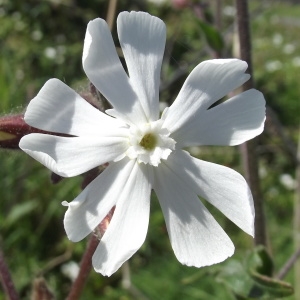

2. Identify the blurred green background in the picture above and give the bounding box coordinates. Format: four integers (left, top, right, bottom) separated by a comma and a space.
0, 0, 299, 299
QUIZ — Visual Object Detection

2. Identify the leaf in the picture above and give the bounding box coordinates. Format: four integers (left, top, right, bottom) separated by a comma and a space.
217, 246, 294, 299
197, 20, 224, 52
216, 259, 254, 298
247, 246, 294, 298
5, 201, 38, 227
247, 245, 274, 276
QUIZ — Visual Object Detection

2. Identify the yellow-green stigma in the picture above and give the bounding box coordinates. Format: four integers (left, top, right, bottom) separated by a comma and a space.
139, 133, 157, 150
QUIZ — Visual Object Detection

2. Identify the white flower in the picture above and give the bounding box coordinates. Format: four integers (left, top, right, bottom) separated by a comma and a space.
19, 11, 266, 276
61, 261, 80, 282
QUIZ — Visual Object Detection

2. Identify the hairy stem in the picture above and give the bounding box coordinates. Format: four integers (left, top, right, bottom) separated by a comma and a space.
235, 0, 267, 246
66, 235, 99, 300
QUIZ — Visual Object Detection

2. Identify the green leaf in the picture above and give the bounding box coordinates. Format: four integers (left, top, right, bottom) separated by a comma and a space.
5, 201, 38, 227
247, 246, 294, 298
217, 247, 294, 299
216, 259, 254, 298
197, 20, 224, 52
247, 245, 274, 276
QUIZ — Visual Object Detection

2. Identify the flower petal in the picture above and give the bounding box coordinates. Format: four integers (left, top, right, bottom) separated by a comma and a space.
163, 59, 251, 134
153, 160, 234, 268
166, 150, 254, 236
63, 158, 140, 242
24, 79, 123, 135
19, 133, 129, 177
172, 89, 266, 147
92, 162, 152, 276
117, 11, 166, 122
83, 18, 147, 125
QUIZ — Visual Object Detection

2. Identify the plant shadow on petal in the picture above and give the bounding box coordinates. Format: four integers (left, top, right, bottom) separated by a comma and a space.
167, 150, 253, 232
83, 21, 147, 122
91, 241, 109, 274
64, 159, 133, 243
155, 160, 219, 234
154, 165, 234, 266
153, 152, 238, 265
174, 90, 265, 147
64, 172, 116, 243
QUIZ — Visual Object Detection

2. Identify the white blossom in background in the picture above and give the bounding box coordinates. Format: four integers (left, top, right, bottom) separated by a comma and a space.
44, 47, 57, 60
265, 60, 282, 72
283, 44, 295, 55
223, 5, 236, 17
280, 174, 296, 190
20, 11, 266, 276
61, 261, 80, 282
31, 30, 43, 41
272, 33, 283, 46
292, 57, 300, 67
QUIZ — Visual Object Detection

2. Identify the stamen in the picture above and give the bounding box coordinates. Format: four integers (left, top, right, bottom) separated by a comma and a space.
139, 133, 157, 150
126, 120, 176, 166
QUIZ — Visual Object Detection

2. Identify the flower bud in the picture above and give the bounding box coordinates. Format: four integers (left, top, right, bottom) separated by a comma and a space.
0, 114, 42, 149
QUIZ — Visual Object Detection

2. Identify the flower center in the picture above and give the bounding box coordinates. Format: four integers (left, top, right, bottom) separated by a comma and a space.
139, 133, 157, 150
126, 120, 176, 167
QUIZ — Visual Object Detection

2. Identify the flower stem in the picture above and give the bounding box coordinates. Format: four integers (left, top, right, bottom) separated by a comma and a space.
106, 0, 118, 31
235, 0, 267, 246
0, 248, 19, 300
293, 129, 300, 299
66, 235, 99, 300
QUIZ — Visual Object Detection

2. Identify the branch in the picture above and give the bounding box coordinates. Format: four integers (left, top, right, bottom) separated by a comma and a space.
276, 247, 300, 280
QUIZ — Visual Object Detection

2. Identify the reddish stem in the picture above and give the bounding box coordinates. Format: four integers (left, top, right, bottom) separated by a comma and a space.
235, 0, 267, 246
0, 248, 19, 300
66, 235, 99, 300
66, 207, 115, 300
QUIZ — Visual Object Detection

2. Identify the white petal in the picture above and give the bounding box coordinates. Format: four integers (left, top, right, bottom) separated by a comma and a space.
92, 162, 152, 276
153, 161, 234, 267
166, 150, 254, 236
24, 79, 123, 135
19, 133, 129, 177
63, 158, 139, 242
117, 11, 166, 122
83, 18, 147, 126
172, 89, 266, 147
163, 59, 251, 134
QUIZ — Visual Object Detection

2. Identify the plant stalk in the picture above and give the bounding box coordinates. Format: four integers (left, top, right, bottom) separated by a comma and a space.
235, 0, 267, 246
0, 248, 19, 300
293, 129, 300, 298
66, 235, 99, 300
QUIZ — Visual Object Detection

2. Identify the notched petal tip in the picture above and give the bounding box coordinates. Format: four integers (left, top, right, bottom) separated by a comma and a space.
23, 78, 59, 123
83, 18, 106, 64
118, 10, 160, 22
163, 58, 256, 136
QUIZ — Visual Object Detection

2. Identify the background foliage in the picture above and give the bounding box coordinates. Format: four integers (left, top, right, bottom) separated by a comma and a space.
0, 0, 299, 299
